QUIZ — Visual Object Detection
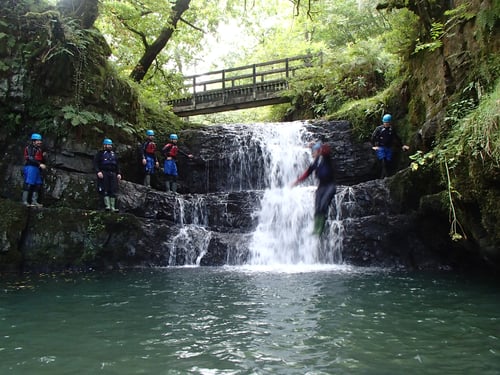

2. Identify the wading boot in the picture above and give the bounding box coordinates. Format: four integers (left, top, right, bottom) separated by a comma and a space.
21, 191, 29, 206
312, 214, 326, 236
110, 197, 119, 212
31, 192, 43, 207
144, 174, 151, 187
103, 196, 111, 211
171, 182, 177, 193
165, 181, 171, 192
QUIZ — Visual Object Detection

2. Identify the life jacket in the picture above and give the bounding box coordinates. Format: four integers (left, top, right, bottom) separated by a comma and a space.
162, 143, 178, 158
24, 144, 44, 165
143, 141, 156, 155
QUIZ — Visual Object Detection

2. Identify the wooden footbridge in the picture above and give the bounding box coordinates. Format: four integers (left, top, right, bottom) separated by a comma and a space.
169, 54, 320, 117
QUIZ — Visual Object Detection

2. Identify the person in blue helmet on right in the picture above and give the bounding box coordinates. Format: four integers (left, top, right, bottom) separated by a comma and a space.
371, 114, 409, 178
161, 133, 193, 193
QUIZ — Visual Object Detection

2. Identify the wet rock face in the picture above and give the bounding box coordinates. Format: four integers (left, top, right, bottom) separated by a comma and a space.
0, 121, 456, 272
180, 121, 378, 193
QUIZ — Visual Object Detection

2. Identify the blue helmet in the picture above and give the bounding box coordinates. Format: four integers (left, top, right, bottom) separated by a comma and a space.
31, 133, 42, 141
103, 138, 113, 145
382, 114, 392, 123
146, 130, 155, 136
311, 141, 322, 152
170, 134, 178, 140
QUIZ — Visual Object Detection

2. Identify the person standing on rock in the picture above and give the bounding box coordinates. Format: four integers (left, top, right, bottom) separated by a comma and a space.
371, 114, 409, 178
22, 133, 47, 207
141, 129, 159, 187
161, 133, 193, 193
93, 138, 122, 212
292, 141, 337, 236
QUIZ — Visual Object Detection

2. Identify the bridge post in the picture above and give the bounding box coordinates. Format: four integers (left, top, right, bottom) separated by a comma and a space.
222, 70, 226, 104
252, 64, 256, 100
191, 76, 197, 107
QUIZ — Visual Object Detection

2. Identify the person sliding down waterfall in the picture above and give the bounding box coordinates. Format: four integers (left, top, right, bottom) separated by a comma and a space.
292, 141, 337, 236
161, 134, 193, 193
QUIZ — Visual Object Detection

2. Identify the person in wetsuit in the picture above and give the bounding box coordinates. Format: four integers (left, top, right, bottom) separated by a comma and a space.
371, 114, 409, 178
93, 138, 122, 212
141, 129, 159, 187
22, 133, 47, 207
292, 141, 337, 235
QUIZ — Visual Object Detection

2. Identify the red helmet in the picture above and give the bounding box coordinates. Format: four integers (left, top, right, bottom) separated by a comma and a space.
320, 143, 331, 156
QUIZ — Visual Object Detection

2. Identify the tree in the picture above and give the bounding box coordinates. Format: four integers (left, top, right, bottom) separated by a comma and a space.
129, 0, 191, 82
57, 0, 98, 29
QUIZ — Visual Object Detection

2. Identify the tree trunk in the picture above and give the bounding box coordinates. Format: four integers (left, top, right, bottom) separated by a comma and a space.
130, 0, 191, 83
57, 0, 99, 29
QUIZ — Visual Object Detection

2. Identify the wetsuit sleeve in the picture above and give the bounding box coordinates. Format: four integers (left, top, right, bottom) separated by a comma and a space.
371, 127, 381, 146
93, 151, 102, 172
116, 156, 121, 175
177, 148, 192, 158
296, 158, 319, 183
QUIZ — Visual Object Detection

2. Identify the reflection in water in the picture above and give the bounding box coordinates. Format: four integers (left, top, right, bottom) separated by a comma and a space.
1, 269, 499, 374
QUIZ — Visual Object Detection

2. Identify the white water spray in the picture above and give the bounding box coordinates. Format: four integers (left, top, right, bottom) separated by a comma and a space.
245, 122, 346, 266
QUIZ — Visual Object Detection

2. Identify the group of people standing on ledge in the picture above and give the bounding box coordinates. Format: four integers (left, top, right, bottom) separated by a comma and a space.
140, 130, 193, 193
21, 114, 408, 219
92, 130, 193, 212
20, 130, 192, 211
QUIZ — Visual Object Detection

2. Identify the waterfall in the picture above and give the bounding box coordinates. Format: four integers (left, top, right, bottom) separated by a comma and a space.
242, 122, 346, 266
166, 121, 357, 267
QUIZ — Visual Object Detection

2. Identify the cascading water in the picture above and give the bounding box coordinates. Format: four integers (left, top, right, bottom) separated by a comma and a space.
241, 122, 347, 266
167, 121, 356, 267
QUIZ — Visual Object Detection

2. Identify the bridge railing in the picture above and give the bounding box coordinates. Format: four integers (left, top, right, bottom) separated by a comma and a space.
171, 54, 321, 105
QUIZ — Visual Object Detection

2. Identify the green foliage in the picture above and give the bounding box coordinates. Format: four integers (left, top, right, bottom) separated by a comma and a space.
284, 39, 399, 120
413, 22, 443, 54
476, 0, 500, 34
441, 80, 500, 171
413, 2, 476, 55
35, 105, 138, 137
381, 8, 420, 58
409, 79, 500, 240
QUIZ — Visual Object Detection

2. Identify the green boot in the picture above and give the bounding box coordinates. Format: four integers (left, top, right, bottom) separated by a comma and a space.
165, 181, 171, 192
171, 182, 177, 193
31, 192, 43, 207
313, 214, 326, 236
144, 174, 151, 187
103, 196, 111, 210
110, 197, 119, 212
21, 191, 30, 206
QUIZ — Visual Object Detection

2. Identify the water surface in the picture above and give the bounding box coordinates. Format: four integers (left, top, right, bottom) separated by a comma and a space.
1, 267, 498, 374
